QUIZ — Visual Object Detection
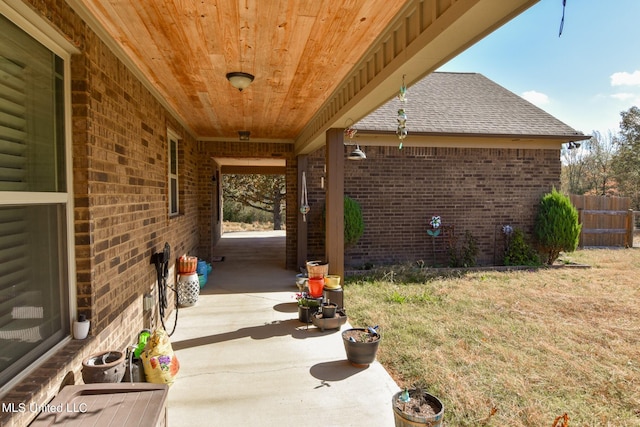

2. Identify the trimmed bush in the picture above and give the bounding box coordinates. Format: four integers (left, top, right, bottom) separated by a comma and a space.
534, 188, 581, 265
344, 195, 365, 247
322, 195, 365, 247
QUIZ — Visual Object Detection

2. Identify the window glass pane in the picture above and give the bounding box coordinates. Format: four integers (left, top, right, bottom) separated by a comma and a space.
170, 178, 178, 214
0, 14, 65, 192
0, 204, 69, 386
170, 139, 177, 175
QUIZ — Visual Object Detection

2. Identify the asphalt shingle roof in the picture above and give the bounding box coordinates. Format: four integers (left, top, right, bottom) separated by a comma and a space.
355, 72, 585, 138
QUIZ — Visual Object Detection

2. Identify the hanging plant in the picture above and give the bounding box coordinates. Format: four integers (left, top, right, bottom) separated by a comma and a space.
300, 171, 310, 221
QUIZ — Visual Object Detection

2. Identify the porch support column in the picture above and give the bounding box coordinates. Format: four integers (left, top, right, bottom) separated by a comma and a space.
325, 128, 344, 279
297, 155, 308, 270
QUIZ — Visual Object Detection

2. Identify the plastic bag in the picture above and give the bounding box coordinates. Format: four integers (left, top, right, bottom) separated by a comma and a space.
140, 327, 180, 386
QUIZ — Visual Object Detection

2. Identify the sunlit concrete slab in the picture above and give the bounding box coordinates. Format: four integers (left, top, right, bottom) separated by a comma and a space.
167, 231, 399, 426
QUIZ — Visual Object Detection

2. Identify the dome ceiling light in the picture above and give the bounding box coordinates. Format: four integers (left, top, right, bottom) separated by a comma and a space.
226, 72, 254, 91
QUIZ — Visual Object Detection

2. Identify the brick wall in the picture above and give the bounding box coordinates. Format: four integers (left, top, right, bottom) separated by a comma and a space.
306, 144, 560, 267
0, 1, 202, 425
71, 30, 201, 333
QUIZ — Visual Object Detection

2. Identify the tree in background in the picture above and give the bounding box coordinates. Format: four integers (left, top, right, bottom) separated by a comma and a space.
612, 106, 640, 209
223, 174, 286, 230
561, 131, 617, 196
561, 139, 589, 195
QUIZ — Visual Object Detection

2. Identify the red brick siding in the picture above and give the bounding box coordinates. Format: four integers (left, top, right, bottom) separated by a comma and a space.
306, 144, 560, 267
1, 1, 200, 424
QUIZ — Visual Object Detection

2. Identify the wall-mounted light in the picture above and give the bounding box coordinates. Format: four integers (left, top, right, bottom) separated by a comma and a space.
567, 141, 581, 150
344, 124, 366, 160
226, 72, 254, 91
238, 131, 250, 141
348, 146, 366, 160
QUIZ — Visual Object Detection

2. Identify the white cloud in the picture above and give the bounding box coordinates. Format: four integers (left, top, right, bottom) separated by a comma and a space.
521, 90, 550, 106
610, 70, 640, 86
611, 92, 636, 101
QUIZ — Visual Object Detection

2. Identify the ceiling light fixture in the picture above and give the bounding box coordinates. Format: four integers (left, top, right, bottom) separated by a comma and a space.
226, 72, 254, 91
238, 131, 250, 141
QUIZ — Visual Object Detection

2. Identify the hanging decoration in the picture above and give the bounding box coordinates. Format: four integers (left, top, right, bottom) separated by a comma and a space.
300, 171, 310, 222
397, 74, 407, 149
558, 0, 567, 37
344, 122, 366, 160
344, 124, 357, 140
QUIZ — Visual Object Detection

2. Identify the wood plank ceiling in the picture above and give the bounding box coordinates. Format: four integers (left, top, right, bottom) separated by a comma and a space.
70, 0, 409, 141
67, 0, 540, 152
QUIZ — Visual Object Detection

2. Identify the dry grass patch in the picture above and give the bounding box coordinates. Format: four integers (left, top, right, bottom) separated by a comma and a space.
345, 249, 640, 426
222, 221, 276, 232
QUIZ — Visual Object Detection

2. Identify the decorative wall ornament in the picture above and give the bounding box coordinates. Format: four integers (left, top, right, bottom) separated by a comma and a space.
344, 122, 366, 160
300, 171, 310, 221
397, 74, 408, 149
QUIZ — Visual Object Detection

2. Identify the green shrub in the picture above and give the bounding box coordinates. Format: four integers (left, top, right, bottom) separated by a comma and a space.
534, 188, 581, 265
344, 195, 365, 247
448, 230, 478, 267
504, 229, 541, 266
322, 195, 365, 247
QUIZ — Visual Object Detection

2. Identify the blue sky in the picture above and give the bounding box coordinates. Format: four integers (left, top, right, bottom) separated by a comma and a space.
438, 0, 640, 137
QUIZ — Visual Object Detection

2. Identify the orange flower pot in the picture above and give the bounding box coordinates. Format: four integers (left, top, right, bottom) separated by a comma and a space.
178, 256, 198, 274
308, 278, 324, 298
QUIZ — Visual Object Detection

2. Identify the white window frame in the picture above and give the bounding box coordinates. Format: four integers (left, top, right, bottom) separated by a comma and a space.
0, 0, 79, 394
168, 129, 180, 216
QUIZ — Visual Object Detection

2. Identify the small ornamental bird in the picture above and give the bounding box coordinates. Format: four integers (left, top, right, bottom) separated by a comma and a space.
399, 388, 410, 403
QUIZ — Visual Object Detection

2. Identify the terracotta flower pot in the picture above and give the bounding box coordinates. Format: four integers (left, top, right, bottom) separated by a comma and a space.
306, 260, 328, 279
178, 256, 198, 274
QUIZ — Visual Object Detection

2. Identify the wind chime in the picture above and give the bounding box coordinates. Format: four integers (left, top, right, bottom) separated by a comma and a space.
300, 171, 310, 222
397, 74, 408, 149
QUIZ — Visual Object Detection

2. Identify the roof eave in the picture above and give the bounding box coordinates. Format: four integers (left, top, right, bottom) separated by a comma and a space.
350, 130, 592, 149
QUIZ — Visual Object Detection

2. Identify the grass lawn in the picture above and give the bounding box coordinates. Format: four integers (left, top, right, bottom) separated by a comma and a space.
345, 249, 640, 426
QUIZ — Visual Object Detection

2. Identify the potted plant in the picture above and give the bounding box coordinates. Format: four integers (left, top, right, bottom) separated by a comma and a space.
296, 292, 321, 323
392, 387, 444, 427
341, 326, 380, 366
321, 302, 338, 318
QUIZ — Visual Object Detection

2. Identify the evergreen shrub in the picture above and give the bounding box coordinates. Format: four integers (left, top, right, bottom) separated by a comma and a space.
534, 188, 581, 265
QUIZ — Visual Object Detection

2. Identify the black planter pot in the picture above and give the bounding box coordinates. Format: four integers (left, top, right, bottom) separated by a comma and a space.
321, 303, 337, 318
342, 328, 380, 366
298, 305, 319, 323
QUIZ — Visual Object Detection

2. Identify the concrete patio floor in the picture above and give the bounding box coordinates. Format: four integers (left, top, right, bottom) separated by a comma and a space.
166, 230, 400, 426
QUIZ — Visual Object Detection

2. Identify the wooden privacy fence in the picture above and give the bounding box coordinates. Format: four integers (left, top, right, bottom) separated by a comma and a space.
570, 195, 635, 248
